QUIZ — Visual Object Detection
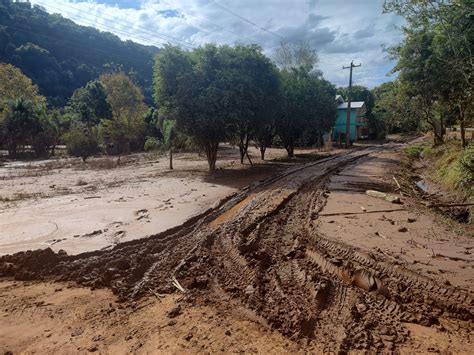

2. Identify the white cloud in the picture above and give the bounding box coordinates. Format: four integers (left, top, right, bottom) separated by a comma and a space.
30, 0, 404, 87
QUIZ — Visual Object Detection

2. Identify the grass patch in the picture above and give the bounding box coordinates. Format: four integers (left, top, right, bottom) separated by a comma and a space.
423, 141, 473, 200
404, 144, 426, 158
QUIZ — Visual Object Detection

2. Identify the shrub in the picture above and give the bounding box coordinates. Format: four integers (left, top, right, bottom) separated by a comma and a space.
404, 144, 424, 158
458, 143, 474, 186
144, 137, 161, 151
64, 126, 100, 161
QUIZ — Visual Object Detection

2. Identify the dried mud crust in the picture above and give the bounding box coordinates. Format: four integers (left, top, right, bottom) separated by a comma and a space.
1, 146, 472, 352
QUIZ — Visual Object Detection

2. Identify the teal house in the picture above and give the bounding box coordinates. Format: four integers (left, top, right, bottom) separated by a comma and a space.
332, 95, 368, 143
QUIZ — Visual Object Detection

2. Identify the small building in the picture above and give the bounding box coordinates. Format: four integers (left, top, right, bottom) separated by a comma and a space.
332, 95, 368, 143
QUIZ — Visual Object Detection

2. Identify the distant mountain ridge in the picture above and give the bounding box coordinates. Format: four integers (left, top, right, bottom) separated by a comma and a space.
0, 0, 159, 106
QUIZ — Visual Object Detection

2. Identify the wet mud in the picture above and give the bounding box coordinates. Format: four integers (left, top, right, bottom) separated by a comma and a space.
1, 146, 472, 352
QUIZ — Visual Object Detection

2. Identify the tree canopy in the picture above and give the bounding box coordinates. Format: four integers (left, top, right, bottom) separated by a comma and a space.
383, 0, 473, 146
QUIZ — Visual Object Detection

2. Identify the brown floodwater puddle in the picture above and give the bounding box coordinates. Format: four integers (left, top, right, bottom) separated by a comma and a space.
209, 195, 254, 227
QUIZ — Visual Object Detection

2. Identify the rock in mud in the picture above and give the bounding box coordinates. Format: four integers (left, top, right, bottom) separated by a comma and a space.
167, 305, 182, 318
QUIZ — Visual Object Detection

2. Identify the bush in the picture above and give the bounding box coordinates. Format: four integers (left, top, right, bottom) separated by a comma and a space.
144, 137, 161, 151
404, 144, 425, 158
458, 143, 474, 186
64, 126, 100, 161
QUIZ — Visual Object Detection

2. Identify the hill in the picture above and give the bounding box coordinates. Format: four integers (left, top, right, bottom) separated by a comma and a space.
0, 0, 159, 106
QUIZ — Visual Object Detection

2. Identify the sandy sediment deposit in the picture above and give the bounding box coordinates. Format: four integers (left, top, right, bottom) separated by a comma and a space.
0, 147, 293, 255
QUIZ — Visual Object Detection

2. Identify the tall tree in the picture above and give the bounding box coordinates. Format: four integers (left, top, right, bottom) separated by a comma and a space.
154, 44, 233, 171
384, 0, 474, 146
3, 98, 41, 158
277, 68, 336, 157
274, 41, 335, 157
0, 63, 46, 119
100, 72, 147, 154
219, 44, 280, 164
66, 80, 112, 127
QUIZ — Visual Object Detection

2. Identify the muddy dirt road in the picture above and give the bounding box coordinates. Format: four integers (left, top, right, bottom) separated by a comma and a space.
1, 142, 473, 353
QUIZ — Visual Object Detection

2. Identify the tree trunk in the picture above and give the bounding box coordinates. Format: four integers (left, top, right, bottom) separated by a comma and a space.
260, 146, 266, 160
246, 150, 253, 166
459, 102, 466, 148
239, 134, 250, 165
169, 147, 173, 170
8, 142, 17, 159
205, 142, 219, 172
239, 142, 245, 165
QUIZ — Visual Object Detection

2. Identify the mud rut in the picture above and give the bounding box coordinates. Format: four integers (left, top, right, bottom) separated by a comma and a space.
1, 146, 472, 352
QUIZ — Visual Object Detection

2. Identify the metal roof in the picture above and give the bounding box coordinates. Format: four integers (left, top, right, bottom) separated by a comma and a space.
337, 101, 365, 109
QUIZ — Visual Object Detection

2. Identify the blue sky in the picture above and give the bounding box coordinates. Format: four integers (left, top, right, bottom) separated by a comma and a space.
31, 0, 404, 88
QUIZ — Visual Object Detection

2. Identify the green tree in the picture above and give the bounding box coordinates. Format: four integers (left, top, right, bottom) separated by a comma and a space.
274, 41, 335, 156
31, 109, 56, 157
64, 125, 100, 162
3, 98, 41, 158
0, 63, 46, 147
67, 80, 112, 127
219, 44, 280, 164
100, 72, 147, 154
162, 119, 177, 170
384, 0, 474, 146
277, 68, 336, 157
154, 44, 233, 171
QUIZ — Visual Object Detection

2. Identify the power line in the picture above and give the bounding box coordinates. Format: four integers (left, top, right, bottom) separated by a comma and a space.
39, 0, 258, 49
34, 2, 169, 48
169, 1, 259, 45
39, 1, 197, 49
211, 0, 284, 41
34, 1, 195, 49
5, 24, 157, 64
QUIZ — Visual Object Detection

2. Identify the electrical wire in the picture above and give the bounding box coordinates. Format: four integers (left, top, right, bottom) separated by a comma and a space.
33, 1, 195, 49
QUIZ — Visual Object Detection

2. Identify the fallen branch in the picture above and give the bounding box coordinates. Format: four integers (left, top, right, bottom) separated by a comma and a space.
319, 208, 406, 217
392, 176, 404, 196
423, 202, 474, 208
366, 190, 401, 204
148, 288, 165, 299
171, 276, 186, 293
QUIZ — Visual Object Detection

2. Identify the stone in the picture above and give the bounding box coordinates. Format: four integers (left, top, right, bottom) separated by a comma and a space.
167, 305, 182, 318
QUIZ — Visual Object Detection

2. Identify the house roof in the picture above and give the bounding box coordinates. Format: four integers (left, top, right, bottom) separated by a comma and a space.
337, 101, 365, 109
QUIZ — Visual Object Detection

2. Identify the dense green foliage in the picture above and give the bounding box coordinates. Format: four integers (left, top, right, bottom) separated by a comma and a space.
99, 72, 147, 154
380, 0, 473, 146
278, 68, 336, 156
64, 125, 100, 162
154, 43, 337, 170
0, 0, 158, 106
66, 80, 112, 127
416, 141, 473, 196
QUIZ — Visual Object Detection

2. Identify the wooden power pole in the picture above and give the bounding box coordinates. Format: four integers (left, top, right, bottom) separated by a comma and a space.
342, 61, 361, 148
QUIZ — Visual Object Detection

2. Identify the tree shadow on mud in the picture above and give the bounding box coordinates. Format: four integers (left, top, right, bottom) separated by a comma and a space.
200, 152, 332, 189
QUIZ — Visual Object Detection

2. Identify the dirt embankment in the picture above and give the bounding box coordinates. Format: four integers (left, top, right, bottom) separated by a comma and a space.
1, 142, 473, 353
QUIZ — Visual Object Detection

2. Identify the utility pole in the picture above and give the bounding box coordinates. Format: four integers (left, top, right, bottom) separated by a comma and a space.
342, 61, 361, 148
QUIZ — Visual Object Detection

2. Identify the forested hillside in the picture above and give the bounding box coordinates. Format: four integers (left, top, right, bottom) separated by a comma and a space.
0, 0, 158, 106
